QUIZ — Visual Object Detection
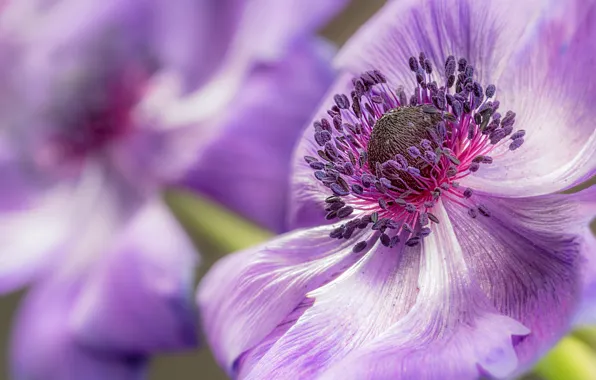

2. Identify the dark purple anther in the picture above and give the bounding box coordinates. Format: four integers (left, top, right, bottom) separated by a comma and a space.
424, 151, 437, 162
353, 241, 367, 253
361, 72, 376, 86
463, 188, 473, 198
418, 139, 431, 150
405, 203, 416, 213
489, 129, 507, 144
397, 89, 408, 106
464, 65, 474, 78
467, 124, 475, 139
343, 162, 354, 176
337, 206, 354, 219
314, 171, 326, 180
478, 204, 491, 217
468, 208, 478, 218
445, 56, 456, 76
329, 226, 345, 239
420, 227, 432, 237
407, 167, 421, 176
379, 177, 392, 188
334, 93, 350, 110
314, 131, 330, 146
509, 138, 524, 151
452, 100, 463, 117
419, 212, 429, 226
457, 58, 467, 72
333, 116, 343, 131
409, 95, 418, 106
419, 52, 426, 66
416, 73, 424, 84
407, 146, 421, 158
436, 121, 447, 140
393, 154, 408, 169
373, 70, 387, 83
320, 118, 331, 132
374, 180, 387, 194
380, 233, 391, 247
331, 183, 349, 196
473, 82, 483, 97
389, 235, 400, 247
325, 210, 337, 220
409, 56, 419, 72
324, 142, 339, 161
402, 223, 413, 233
485, 84, 496, 98
309, 161, 325, 170
351, 184, 364, 195
510, 130, 526, 140
424, 59, 433, 74
352, 96, 362, 118
427, 212, 439, 223
469, 162, 480, 172
361, 174, 376, 188
481, 156, 493, 164
447, 75, 456, 88
405, 237, 420, 247
343, 226, 356, 239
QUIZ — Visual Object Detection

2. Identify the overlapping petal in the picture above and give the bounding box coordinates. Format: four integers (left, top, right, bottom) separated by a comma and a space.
10, 277, 146, 380
182, 40, 334, 232
463, 1, 596, 196
445, 187, 596, 372
197, 224, 371, 376
320, 203, 529, 379
69, 199, 198, 353
10, 198, 197, 380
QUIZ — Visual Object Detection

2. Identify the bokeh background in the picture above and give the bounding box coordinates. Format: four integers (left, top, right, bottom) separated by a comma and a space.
0, 1, 385, 379
1, 1, 594, 379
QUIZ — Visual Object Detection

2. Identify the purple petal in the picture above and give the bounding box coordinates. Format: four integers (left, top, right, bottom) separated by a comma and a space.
575, 229, 596, 326
181, 40, 335, 233
197, 224, 371, 376
11, 278, 145, 380
463, 2, 596, 196
319, 203, 529, 379
335, 0, 551, 88
69, 199, 198, 353
444, 186, 596, 373
240, 236, 422, 378
0, 165, 142, 293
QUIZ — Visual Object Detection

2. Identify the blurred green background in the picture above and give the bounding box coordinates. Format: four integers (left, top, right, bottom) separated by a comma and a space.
1, 1, 595, 379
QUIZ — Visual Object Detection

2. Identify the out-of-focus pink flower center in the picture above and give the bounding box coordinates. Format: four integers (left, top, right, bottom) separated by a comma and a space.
304, 53, 525, 251
37, 64, 150, 174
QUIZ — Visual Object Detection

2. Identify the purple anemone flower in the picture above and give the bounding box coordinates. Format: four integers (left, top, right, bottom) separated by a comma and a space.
0, 0, 347, 378
198, 0, 596, 379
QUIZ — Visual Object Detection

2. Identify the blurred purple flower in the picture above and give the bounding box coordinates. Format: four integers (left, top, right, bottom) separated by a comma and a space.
198, 0, 596, 379
0, 0, 347, 378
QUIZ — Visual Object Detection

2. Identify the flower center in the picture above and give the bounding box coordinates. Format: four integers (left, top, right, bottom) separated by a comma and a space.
304, 52, 526, 251
367, 106, 441, 189
39, 64, 150, 172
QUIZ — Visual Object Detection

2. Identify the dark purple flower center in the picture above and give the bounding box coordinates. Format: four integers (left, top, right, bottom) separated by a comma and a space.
304, 52, 525, 251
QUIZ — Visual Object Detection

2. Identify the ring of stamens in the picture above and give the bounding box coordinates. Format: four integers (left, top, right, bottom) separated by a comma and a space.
304, 52, 525, 251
